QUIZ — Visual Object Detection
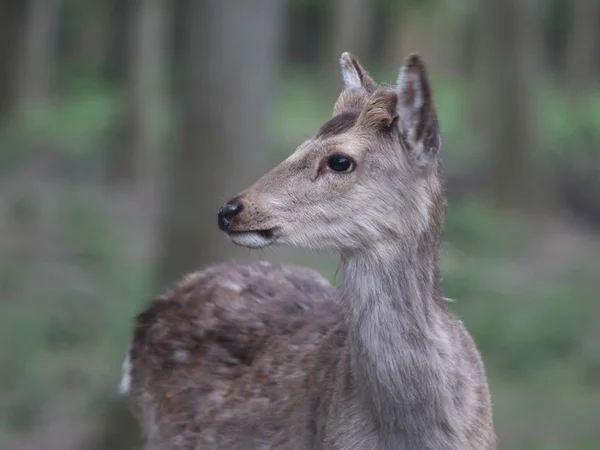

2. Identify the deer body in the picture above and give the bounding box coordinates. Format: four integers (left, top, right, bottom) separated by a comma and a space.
122, 54, 496, 449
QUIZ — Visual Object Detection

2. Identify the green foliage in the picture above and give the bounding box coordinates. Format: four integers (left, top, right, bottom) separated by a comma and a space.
443, 202, 599, 381
444, 199, 525, 256
61, 193, 117, 270
270, 68, 331, 152
0, 76, 120, 172
0, 186, 152, 440
541, 84, 600, 157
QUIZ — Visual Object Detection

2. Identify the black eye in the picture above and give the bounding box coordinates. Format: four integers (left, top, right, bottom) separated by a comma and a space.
327, 153, 355, 173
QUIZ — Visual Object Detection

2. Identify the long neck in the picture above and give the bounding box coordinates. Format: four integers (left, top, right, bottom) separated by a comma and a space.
339, 205, 457, 438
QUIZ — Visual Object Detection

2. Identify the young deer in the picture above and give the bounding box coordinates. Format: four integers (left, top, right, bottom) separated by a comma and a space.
122, 53, 496, 449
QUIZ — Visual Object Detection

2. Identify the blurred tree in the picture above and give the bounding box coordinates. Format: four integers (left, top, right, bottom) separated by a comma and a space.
65, 0, 111, 75
284, 0, 325, 68
156, 0, 282, 288
170, 0, 188, 99
0, 1, 24, 124
326, 0, 374, 94
381, 1, 469, 79
106, 0, 170, 182
104, 0, 131, 84
384, 2, 436, 74
17, 0, 59, 106
564, 0, 600, 101
472, 0, 543, 209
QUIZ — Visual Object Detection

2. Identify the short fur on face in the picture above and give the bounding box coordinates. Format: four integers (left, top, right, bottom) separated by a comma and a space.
226, 53, 441, 253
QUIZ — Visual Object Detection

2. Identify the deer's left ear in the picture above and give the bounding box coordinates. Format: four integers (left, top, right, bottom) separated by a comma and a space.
340, 52, 377, 93
396, 54, 441, 167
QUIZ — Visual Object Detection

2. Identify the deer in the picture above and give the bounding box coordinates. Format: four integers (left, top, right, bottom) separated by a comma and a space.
120, 53, 496, 450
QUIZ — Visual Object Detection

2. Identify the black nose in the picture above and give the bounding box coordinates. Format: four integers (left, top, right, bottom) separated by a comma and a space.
218, 200, 243, 232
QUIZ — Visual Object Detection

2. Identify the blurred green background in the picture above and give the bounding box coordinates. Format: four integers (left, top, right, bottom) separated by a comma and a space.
0, 0, 599, 449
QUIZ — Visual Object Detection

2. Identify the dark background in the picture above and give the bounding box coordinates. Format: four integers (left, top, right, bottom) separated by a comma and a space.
0, 0, 599, 448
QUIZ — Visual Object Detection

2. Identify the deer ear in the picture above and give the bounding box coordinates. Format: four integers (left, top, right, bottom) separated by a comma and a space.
340, 52, 376, 92
396, 54, 441, 167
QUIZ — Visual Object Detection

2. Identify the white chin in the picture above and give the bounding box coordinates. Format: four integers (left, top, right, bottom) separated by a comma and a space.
229, 232, 274, 249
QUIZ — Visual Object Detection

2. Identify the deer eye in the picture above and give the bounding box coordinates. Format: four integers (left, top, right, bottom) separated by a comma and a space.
327, 153, 355, 173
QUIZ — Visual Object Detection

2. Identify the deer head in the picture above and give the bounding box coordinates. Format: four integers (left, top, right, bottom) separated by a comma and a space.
218, 53, 442, 253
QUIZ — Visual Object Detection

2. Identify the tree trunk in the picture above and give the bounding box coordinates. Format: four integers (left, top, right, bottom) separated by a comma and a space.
104, 0, 130, 83
0, 1, 24, 124
326, 0, 374, 95
383, 3, 468, 79
106, 0, 170, 182
16, 0, 58, 107
564, 0, 600, 101
170, 0, 188, 101
473, 0, 543, 209
19, 0, 57, 101
386, 5, 436, 76
69, 0, 112, 74
156, 0, 282, 288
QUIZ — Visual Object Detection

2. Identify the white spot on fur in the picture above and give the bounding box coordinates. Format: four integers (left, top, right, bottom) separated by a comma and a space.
174, 349, 190, 363
208, 391, 225, 405
221, 279, 243, 293
119, 352, 132, 395
183, 272, 203, 284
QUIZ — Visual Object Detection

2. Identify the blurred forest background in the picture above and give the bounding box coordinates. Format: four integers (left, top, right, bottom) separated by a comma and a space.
0, 0, 599, 449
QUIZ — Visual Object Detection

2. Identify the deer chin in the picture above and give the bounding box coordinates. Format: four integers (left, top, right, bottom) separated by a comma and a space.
228, 229, 276, 249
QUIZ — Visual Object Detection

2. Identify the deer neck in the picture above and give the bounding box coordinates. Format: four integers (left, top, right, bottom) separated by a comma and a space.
338, 205, 453, 436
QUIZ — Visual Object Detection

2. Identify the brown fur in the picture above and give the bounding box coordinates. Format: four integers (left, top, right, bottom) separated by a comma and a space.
316, 110, 359, 139
126, 261, 341, 448
122, 53, 496, 449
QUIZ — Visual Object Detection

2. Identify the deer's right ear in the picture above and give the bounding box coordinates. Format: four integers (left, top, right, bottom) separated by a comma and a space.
340, 52, 376, 92
396, 54, 441, 167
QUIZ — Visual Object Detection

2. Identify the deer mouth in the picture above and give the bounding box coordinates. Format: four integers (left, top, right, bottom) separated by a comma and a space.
228, 228, 276, 249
